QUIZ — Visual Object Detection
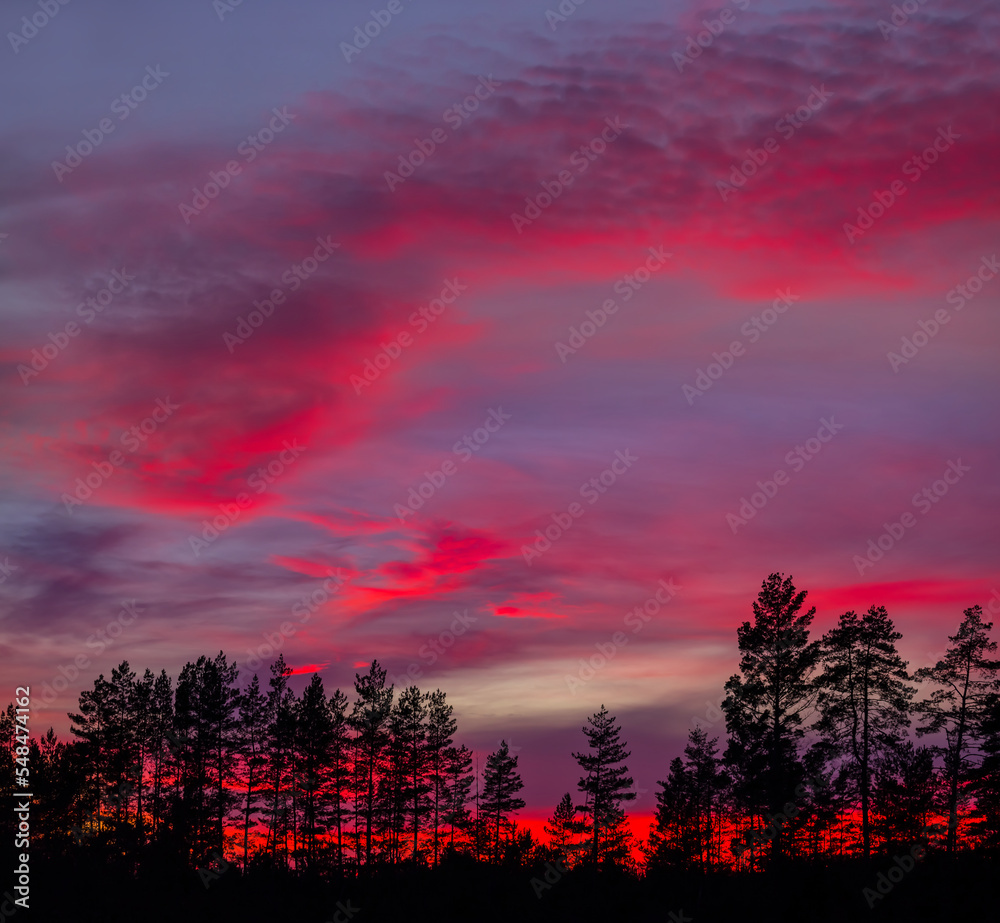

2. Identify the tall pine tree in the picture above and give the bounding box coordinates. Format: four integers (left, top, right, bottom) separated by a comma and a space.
327, 687, 352, 869
237, 674, 268, 869
722, 573, 820, 863
348, 660, 393, 866
295, 673, 334, 868
915, 606, 1000, 853
814, 606, 915, 857
649, 727, 726, 871
424, 689, 457, 864
572, 705, 636, 864
481, 740, 525, 862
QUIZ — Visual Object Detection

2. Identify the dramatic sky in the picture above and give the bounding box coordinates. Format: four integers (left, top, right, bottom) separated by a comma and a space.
1, 0, 998, 824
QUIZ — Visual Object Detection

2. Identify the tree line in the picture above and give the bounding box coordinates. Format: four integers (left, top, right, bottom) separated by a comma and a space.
3, 572, 1000, 878
646, 574, 1000, 871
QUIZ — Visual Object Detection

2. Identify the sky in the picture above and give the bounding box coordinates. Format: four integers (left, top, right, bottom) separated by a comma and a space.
0, 0, 998, 822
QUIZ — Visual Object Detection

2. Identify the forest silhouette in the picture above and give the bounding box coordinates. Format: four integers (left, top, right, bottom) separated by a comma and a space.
5, 573, 1000, 922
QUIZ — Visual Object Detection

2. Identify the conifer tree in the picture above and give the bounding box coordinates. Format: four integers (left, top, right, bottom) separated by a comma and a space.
237, 674, 268, 869
147, 669, 174, 839
649, 727, 725, 870
70, 673, 116, 836
871, 742, 937, 851
264, 655, 297, 865
722, 573, 820, 863
814, 606, 915, 857
573, 705, 636, 864
443, 743, 474, 851
202, 652, 241, 856
173, 659, 211, 860
648, 755, 694, 868
129, 669, 158, 843
972, 692, 1000, 850
481, 740, 525, 862
348, 660, 393, 865
915, 606, 1000, 853
545, 792, 587, 862
425, 689, 457, 864
390, 685, 429, 860
104, 662, 138, 833
327, 687, 352, 869
295, 673, 334, 867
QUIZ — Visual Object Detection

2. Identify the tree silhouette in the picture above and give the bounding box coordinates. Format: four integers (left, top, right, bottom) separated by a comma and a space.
295, 673, 334, 868
264, 655, 297, 866
237, 673, 268, 870
545, 792, 587, 863
871, 741, 937, 851
650, 727, 726, 871
973, 691, 1000, 850
425, 689, 457, 864
573, 705, 636, 864
814, 606, 915, 857
481, 740, 525, 862
442, 743, 474, 851
348, 660, 393, 866
11, 572, 1000, 921
915, 605, 1000, 853
722, 573, 820, 863
327, 687, 352, 870
147, 669, 173, 839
